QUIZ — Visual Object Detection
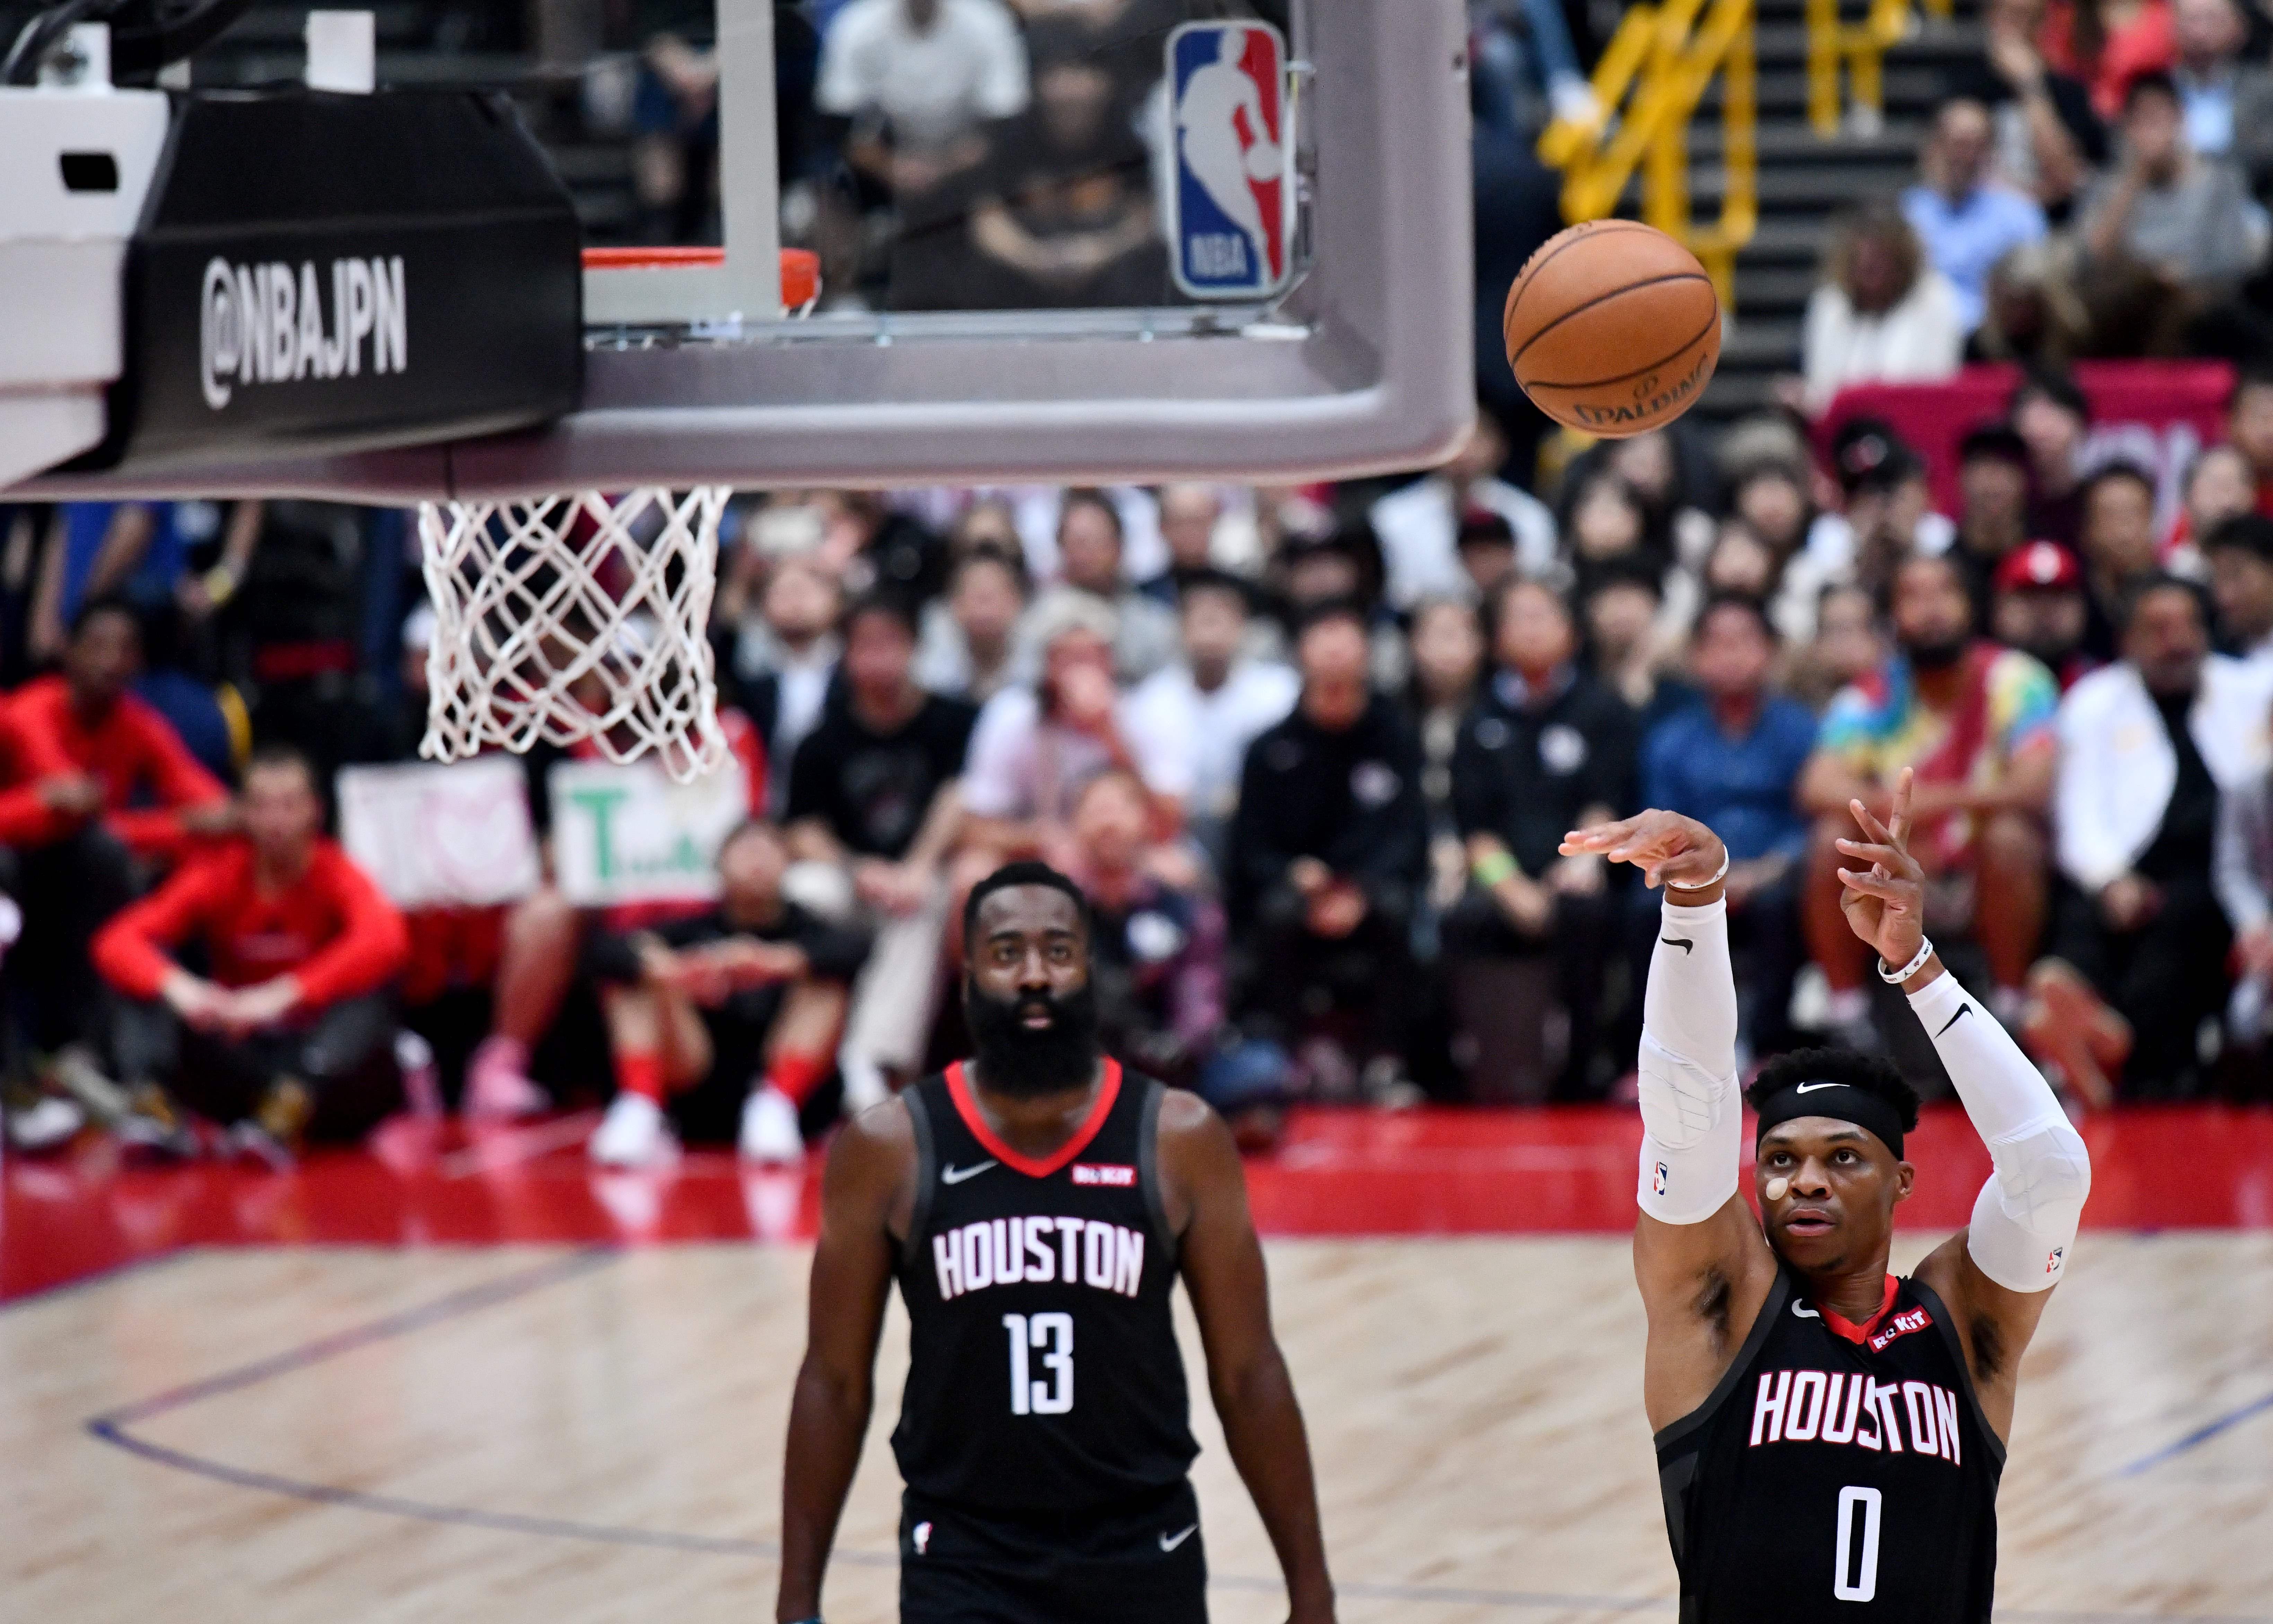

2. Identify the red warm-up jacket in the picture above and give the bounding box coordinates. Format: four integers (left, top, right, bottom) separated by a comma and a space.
0, 706, 68, 847
7, 675, 229, 858
94, 839, 411, 1009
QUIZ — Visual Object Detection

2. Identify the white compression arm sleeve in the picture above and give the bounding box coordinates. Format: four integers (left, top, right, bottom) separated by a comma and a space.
1905, 968, 2090, 1291
1636, 896, 1742, 1224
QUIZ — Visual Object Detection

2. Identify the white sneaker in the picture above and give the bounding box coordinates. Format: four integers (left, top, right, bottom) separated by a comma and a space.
7, 1095, 85, 1154
739, 1085, 805, 1165
590, 1092, 678, 1167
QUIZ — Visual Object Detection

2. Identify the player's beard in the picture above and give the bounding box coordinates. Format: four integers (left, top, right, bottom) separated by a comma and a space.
965, 981, 1103, 1100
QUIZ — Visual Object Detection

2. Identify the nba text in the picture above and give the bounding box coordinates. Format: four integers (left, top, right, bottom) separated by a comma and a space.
200, 255, 408, 410
933, 1216, 1145, 1301
1749, 1369, 1966, 1464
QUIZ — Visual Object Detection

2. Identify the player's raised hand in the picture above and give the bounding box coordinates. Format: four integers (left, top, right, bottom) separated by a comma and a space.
1834, 767, 1927, 969
1559, 809, 1727, 892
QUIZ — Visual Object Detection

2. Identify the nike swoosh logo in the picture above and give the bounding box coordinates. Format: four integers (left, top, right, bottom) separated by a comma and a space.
941, 1161, 997, 1185
1793, 1302, 1821, 1318
1159, 1523, 1199, 1552
1936, 1003, 1973, 1038
1661, 936, 1695, 954
1794, 1081, 1841, 1094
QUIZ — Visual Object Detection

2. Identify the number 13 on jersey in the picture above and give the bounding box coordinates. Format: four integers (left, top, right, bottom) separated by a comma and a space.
1003, 1313, 1075, 1415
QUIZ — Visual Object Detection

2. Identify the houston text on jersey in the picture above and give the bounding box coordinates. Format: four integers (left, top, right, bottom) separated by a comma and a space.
1748, 1369, 1967, 1463
932, 1216, 1146, 1301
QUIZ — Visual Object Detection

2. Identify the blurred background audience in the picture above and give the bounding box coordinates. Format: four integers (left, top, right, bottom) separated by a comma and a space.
17, 0, 2273, 1177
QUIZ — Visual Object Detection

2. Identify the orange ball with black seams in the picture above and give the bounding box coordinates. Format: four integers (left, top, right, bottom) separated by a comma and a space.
1502, 220, 1722, 438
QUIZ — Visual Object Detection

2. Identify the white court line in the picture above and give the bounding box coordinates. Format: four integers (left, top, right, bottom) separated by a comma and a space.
436, 1112, 603, 1180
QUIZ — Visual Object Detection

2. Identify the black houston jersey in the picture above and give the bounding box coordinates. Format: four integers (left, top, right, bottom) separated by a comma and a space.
891, 1060, 1199, 1516
1655, 1266, 2006, 1623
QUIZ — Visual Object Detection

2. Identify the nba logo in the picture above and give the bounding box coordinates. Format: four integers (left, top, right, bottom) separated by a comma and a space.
913, 1520, 932, 1555
1166, 21, 1291, 299
2046, 1246, 2064, 1274
1652, 1162, 1669, 1196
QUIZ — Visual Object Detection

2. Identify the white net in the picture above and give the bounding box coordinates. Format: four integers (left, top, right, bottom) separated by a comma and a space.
418, 487, 730, 782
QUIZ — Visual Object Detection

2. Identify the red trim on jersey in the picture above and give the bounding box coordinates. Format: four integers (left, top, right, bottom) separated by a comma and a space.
1818, 1274, 1902, 1344
944, 1057, 1123, 1179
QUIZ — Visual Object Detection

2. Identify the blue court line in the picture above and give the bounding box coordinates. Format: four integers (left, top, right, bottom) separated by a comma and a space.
2118, 1390, 2273, 1477
73, 1249, 2270, 1621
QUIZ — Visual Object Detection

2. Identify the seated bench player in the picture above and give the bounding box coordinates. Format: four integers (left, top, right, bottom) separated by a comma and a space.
3, 595, 236, 1107
93, 746, 410, 1164
585, 819, 872, 1166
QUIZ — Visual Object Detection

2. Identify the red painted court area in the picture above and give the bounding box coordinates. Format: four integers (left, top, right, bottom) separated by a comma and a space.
6, 1103, 2271, 1301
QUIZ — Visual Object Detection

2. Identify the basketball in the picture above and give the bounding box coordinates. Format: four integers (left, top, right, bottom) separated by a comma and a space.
1503, 220, 1722, 437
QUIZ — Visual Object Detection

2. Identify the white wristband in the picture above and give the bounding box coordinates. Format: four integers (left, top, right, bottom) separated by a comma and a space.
1878, 936, 1933, 984
1664, 848, 1730, 893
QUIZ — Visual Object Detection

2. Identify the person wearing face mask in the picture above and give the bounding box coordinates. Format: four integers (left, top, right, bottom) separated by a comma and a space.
1799, 554, 2060, 1049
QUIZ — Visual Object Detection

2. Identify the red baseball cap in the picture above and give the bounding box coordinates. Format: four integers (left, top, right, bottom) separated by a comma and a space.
1993, 540, 2084, 593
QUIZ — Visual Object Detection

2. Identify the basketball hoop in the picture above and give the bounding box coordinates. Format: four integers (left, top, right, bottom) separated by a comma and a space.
419, 486, 732, 780
416, 248, 817, 783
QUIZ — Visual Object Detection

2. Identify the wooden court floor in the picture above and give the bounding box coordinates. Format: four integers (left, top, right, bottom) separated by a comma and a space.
6, 1234, 2270, 1624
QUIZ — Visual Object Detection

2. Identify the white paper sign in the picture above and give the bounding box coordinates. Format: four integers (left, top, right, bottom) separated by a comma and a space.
547, 756, 751, 907
336, 757, 542, 908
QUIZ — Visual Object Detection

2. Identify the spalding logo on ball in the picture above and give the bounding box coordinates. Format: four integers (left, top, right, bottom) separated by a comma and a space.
1504, 220, 1722, 438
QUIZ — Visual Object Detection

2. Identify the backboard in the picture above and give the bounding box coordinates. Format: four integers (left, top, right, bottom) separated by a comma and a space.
14, 0, 1474, 502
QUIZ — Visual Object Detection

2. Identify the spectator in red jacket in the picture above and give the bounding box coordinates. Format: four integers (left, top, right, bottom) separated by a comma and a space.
95, 746, 409, 1164
1, 598, 238, 1086
9, 595, 236, 860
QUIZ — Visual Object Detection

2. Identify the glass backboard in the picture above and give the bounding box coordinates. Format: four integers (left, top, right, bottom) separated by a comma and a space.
13, 0, 1474, 500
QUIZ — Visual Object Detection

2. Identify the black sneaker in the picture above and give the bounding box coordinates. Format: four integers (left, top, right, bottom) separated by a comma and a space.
229, 1078, 313, 1170
116, 1085, 201, 1160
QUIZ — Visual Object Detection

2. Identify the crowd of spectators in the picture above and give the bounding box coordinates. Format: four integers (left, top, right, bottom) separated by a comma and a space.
1805, 0, 2273, 396
10, 351, 2273, 1170
16, 1, 2273, 1171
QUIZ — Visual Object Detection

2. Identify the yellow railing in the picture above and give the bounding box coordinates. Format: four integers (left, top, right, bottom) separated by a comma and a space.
1806, 0, 1920, 135
1538, 0, 1755, 313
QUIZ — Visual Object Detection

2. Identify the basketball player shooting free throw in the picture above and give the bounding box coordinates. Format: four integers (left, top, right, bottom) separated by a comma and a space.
1562, 768, 2090, 1619
777, 862, 1336, 1624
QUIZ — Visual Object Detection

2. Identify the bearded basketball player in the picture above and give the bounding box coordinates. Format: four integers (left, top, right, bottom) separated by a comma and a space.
1560, 769, 2091, 1620
777, 861, 1336, 1624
